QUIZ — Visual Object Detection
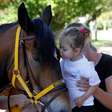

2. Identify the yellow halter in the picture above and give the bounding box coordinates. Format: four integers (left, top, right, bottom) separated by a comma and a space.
11, 26, 64, 104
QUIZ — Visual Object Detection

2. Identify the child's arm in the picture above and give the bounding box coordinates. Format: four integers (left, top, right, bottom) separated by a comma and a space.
75, 85, 98, 107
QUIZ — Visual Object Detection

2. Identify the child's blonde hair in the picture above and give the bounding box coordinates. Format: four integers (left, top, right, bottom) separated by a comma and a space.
65, 23, 97, 51
66, 23, 91, 40
60, 25, 87, 49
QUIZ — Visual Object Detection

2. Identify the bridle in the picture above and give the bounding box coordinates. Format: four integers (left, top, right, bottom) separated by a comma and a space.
9, 26, 66, 112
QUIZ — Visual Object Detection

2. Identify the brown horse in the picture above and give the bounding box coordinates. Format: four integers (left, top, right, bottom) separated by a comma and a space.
0, 2, 71, 112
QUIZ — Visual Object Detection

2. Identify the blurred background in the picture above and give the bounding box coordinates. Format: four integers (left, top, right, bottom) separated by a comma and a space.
0, 0, 112, 55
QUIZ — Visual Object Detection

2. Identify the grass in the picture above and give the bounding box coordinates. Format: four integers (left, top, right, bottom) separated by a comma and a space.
92, 40, 112, 48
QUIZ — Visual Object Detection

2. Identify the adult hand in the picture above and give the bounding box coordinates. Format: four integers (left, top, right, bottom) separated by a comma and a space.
76, 76, 90, 91
75, 96, 84, 108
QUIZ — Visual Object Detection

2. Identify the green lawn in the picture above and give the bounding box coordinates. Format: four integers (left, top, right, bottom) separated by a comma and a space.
92, 40, 112, 48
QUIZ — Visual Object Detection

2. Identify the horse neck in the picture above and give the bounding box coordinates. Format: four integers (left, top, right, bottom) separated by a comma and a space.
0, 25, 18, 79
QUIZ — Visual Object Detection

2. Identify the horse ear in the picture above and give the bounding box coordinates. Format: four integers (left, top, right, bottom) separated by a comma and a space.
18, 2, 32, 32
41, 5, 52, 25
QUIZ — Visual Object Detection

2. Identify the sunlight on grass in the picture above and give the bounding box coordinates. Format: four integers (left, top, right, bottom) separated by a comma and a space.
92, 40, 112, 48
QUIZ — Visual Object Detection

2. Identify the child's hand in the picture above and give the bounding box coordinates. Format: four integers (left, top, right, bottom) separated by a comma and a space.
75, 96, 84, 108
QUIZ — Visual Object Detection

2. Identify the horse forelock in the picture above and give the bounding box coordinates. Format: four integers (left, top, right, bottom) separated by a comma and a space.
32, 19, 56, 62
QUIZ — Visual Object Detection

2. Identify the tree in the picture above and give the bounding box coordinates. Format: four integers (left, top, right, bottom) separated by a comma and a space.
0, 0, 108, 31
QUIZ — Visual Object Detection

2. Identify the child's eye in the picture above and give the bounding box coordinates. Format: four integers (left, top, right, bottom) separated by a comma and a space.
60, 46, 68, 51
63, 48, 68, 51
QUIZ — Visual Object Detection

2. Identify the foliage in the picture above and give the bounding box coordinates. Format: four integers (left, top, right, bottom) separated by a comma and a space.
97, 21, 103, 30
0, 1, 18, 23
52, 0, 106, 30
0, 0, 110, 31
97, 10, 112, 30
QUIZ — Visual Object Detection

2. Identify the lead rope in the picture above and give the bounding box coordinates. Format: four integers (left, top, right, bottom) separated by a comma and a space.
8, 87, 13, 112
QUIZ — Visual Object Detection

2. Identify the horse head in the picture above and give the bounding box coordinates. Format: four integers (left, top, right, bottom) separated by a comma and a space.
18, 3, 56, 63
0, 3, 71, 112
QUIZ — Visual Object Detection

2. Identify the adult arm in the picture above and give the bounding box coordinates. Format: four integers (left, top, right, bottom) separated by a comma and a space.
94, 75, 112, 110
77, 75, 112, 110
76, 85, 97, 107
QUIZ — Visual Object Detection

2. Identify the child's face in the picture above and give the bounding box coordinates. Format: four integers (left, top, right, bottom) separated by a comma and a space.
60, 39, 80, 60
60, 44, 74, 59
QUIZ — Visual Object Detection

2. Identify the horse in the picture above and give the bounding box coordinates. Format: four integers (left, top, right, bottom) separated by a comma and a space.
0, 2, 71, 112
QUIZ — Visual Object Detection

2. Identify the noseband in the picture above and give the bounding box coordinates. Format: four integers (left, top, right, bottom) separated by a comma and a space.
10, 26, 65, 111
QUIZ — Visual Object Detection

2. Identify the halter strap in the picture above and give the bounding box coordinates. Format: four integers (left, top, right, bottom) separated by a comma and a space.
12, 26, 33, 98
11, 26, 64, 104
12, 26, 20, 87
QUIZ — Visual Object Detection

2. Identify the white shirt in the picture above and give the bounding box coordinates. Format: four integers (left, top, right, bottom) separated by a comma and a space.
60, 55, 100, 108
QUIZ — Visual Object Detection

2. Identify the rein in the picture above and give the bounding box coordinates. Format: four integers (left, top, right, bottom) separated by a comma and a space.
11, 26, 64, 105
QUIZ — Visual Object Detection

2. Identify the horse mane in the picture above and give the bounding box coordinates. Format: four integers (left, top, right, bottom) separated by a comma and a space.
32, 19, 56, 62
0, 22, 17, 32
